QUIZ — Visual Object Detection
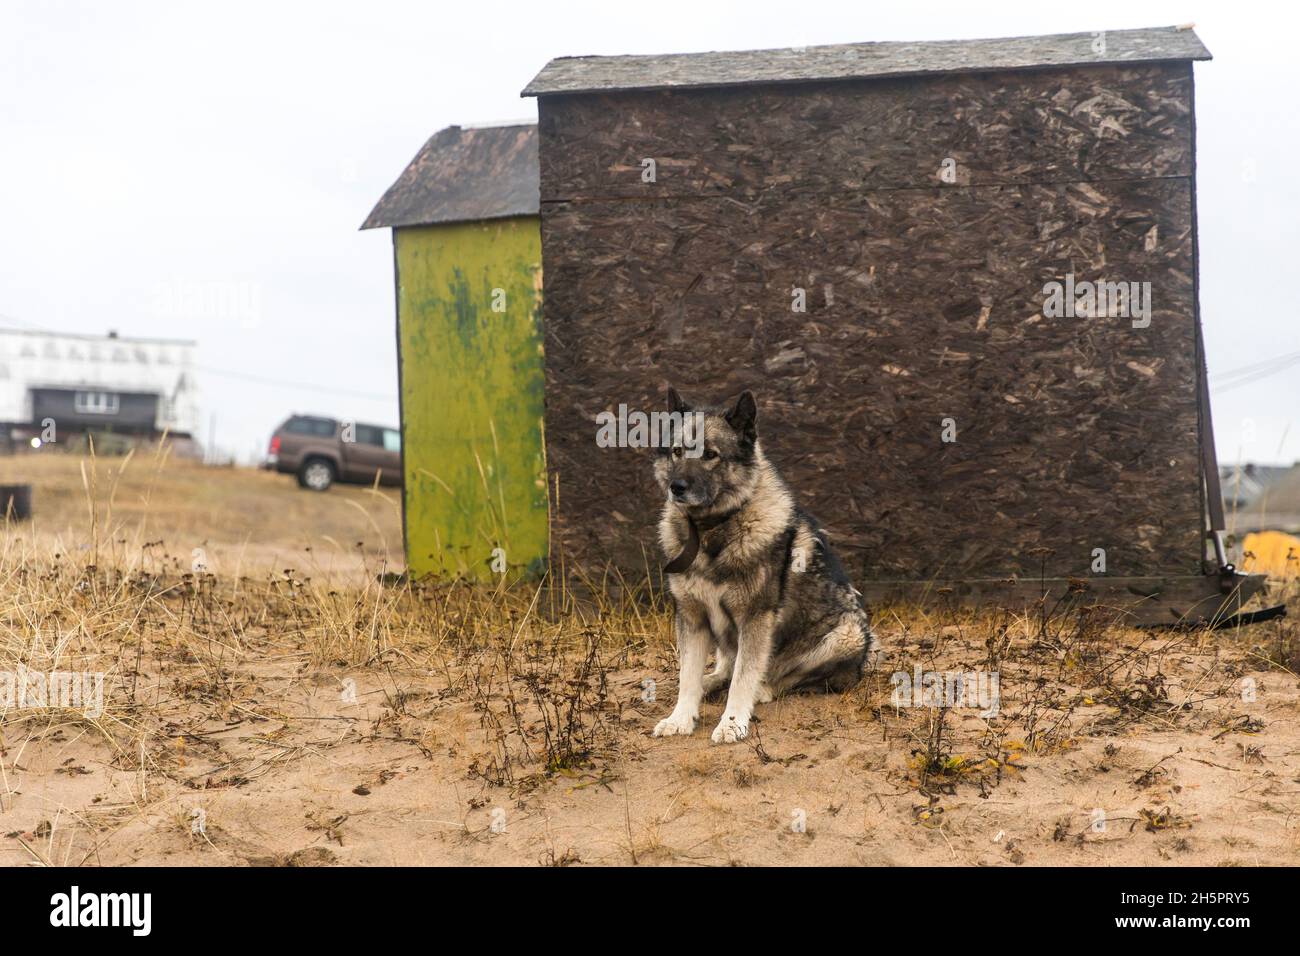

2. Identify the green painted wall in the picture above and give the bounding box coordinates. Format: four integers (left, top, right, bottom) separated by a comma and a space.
394, 217, 547, 581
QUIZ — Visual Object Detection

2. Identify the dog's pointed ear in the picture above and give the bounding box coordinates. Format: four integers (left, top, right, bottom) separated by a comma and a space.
725, 391, 758, 439
667, 386, 689, 413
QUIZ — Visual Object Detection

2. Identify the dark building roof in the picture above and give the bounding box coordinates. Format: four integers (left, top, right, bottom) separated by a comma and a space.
1238, 464, 1300, 513
523, 25, 1210, 97
361, 123, 539, 230
1221, 463, 1296, 508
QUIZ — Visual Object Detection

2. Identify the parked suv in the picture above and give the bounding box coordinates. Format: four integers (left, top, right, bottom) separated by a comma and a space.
266, 415, 401, 491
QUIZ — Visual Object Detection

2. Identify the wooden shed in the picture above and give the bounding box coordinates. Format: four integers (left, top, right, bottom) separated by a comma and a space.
362, 123, 547, 581
524, 26, 1266, 622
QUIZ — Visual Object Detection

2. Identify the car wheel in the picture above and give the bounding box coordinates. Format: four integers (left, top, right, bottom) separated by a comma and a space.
299, 459, 335, 491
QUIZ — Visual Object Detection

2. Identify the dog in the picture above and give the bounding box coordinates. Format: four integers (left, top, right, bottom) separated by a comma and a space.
651, 387, 876, 744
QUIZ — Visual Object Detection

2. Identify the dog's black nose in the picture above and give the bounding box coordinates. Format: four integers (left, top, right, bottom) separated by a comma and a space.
670, 479, 688, 499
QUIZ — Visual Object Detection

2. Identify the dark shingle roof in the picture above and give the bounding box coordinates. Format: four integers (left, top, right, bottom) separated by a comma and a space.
361, 123, 538, 230
522, 26, 1210, 97
1239, 465, 1300, 515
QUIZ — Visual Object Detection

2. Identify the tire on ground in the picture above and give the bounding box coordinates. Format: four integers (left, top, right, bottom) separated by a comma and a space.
298, 457, 336, 491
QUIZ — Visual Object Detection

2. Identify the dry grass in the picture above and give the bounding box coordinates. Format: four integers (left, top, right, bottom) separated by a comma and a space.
1, 449, 1298, 866
0, 447, 403, 580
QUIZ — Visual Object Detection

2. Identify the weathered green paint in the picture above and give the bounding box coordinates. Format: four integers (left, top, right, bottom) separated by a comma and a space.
395, 217, 547, 580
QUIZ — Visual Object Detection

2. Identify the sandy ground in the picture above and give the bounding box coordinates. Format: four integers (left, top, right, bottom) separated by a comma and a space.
3, 455, 1298, 866
5, 612, 1298, 867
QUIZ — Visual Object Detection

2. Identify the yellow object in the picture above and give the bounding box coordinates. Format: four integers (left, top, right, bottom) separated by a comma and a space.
394, 218, 548, 581
1240, 531, 1300, 578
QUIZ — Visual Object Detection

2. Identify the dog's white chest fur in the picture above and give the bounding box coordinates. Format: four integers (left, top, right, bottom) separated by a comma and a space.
669, 571, 734, 637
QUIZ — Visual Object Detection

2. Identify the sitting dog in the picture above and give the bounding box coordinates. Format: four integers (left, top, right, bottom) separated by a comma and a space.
651, 388, 875, 743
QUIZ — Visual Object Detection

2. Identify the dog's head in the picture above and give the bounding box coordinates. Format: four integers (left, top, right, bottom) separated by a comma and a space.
653, 387, 760, 512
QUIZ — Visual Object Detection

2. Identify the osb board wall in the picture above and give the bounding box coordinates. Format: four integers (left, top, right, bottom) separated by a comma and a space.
538, 63, 1202, 582
538, 64, 1193, 199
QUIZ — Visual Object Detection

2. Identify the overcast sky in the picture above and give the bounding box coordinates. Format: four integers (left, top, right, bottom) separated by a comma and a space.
1, 0, 1295, 465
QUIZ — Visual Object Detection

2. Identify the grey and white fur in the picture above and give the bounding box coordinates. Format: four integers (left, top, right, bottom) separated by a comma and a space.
651, 388, 876, 744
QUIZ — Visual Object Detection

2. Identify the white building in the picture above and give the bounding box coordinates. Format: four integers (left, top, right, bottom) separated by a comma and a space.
0, 328, 199, 445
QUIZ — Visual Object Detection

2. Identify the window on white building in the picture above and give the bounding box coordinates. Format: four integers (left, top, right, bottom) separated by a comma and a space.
74, 391, 120, 415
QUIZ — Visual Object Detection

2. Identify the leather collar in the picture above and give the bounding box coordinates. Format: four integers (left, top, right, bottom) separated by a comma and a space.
663, 507, 741, 575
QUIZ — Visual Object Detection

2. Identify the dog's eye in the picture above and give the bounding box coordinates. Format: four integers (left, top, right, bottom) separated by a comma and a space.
671, 446, 684, 458
702, 449, 719, 461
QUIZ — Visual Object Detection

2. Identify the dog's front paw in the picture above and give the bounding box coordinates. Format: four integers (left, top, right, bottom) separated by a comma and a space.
710, 713, 750, 744
653, 712, 698, 737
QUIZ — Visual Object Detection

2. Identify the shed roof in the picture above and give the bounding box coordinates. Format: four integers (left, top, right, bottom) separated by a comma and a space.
522, 25, 1210, 97
361, 123, 539, 230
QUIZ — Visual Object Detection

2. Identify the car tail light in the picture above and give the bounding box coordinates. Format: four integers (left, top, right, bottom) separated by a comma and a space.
269, 435, 281, 454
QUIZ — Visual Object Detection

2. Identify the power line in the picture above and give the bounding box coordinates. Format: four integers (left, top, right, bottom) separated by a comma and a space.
1211, 349, 1300, 381
0, 314, 396, 403
194, 364, 396, 403
5, 311, 1291, 401
1211, 351, 1300, 393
